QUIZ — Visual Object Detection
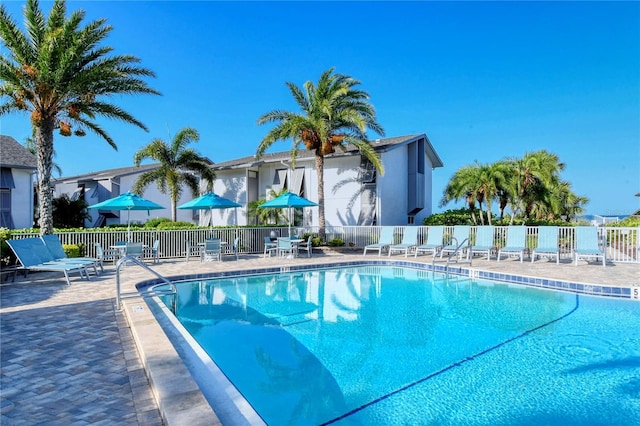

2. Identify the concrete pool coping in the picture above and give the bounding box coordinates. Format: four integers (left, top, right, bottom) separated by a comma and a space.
118, 253, 639, 424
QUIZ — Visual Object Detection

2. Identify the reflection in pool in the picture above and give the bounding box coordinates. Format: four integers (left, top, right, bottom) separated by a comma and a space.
158, 266, 640, 425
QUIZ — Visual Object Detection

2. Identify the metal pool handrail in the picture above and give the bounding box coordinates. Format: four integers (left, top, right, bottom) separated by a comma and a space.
115, 255, 176, 312
433, 237, 472, 276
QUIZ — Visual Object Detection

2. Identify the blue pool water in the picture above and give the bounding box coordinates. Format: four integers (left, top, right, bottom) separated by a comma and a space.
158, 266, 640, 425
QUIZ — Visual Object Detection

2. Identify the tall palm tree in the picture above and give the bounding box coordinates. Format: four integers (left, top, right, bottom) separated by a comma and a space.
132, 127, 216, 221
25, 135, 62, 177
256, 68, 385, 240
474, 162, 508, 226
543, 180, 588, 221
506, 150, 564, 224
440, 164, 482, 225
0, 0, 159, 235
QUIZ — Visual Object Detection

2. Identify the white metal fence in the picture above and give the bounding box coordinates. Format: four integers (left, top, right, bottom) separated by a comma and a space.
10, 225, 640, 263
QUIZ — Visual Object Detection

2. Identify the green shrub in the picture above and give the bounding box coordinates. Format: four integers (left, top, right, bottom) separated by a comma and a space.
157, 221, 196, 229
301, 233, 323, 247
62, 244, 81, 258
144, 218, 172, 228
0, 228, 16, 267
608, 216, 640, 228
327, 238, 345, 247
423, 209, 474, 226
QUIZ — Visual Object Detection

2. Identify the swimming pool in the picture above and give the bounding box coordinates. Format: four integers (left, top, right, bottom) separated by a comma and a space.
154, 265, 640, 425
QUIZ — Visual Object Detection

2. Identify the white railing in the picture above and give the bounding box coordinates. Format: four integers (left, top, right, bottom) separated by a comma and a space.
10, 225, 639, 263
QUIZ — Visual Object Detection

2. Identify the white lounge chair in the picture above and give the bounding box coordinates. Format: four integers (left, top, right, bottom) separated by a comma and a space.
363, 226, 394, 256
414, 226, 444, 257
440, 226, 471, 260
469, 226, 496, 260
531, 226, 560, 264
574, 226, 606, 266
497, 226, 529, 262
389, 227, 419, 257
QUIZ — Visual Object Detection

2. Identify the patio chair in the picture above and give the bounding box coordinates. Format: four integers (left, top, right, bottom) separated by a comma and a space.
531, 226, 560, 264
389, 227, 419, 257
469, 226, 497, 260
497, 226, 529, 262
414, 226, 444, 258
201, 238, 222, 262
95, 243, 120, 266
277, 237, 295, 258
263, 236, 278, 258
41, 234, 102, 274
6, 238, 90, 285
185, 239, 201, 262
228, 237, 240, 260
124, 242, 144, 264
363, 226, 394, 256
574, 226, 606, 266
440, 226, 471, 260
297, 235, 313, 258
148, 239, 161, 264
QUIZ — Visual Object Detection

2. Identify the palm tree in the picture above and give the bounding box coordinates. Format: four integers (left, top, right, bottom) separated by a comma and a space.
256, 68, 385, 241
543, 180, 588, 222
25, 135, 62, 177
248, 188, 288, 226
132, 127, 216, 221
475, 162, 509, 225
0, 0, 159, 235
506, 150, 564, 224
440, 164, 483, 225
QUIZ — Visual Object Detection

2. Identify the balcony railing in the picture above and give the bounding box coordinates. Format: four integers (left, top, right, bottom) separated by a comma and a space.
11, 225, 639, 263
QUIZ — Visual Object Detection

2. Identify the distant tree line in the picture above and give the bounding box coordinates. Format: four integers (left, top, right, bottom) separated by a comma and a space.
439, 150, 588, 225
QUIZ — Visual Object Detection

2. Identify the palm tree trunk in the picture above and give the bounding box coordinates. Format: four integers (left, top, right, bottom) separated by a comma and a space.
315, 154, 326, 241
34, 119, 56, 235
477, 202, 485, 225
467, 197, 477, 225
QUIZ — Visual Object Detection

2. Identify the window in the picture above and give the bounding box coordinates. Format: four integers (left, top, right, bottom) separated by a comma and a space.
0, 189, 14, 228
408, 216, 415, 225
358, 158, 376, 183
272, 169, 288, 193
289, 168, 304, 195
0, 168, 15, 189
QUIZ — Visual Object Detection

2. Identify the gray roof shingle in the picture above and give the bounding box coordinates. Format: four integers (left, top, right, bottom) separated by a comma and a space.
0, 135, 37, 169
213, 134, 443, 171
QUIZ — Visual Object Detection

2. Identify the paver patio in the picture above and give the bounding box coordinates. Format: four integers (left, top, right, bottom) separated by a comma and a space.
1, 250, 638, 425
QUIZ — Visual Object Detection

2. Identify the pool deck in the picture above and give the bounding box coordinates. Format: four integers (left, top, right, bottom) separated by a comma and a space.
1, 251, 638, 425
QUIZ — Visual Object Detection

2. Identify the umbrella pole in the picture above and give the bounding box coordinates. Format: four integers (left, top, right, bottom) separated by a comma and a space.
209, 208, 213, 238
127, 208, 131, 242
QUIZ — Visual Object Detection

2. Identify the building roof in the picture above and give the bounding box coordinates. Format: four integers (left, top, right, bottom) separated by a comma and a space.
0, 135, 37, 170
49, 133, 443, 181
52, 163, 161, 184
213, 134, 444, 171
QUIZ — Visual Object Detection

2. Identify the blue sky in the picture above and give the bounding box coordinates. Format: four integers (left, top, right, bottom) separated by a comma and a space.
2, 1, 639, 216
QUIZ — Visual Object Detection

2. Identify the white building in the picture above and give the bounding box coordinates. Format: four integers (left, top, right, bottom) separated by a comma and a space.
0, 135, 37, 229
210, 134, 443, 227
51, 133, 443, 229
52, 164, 198, 227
